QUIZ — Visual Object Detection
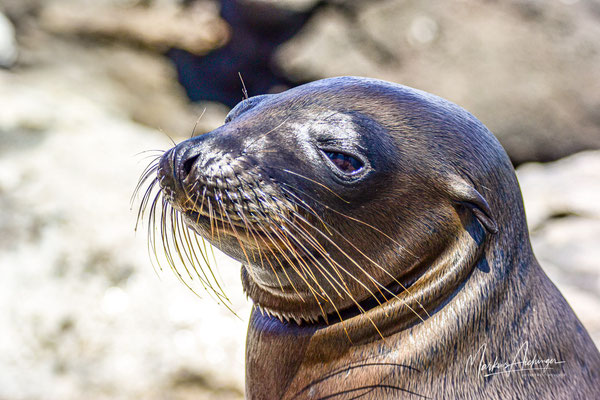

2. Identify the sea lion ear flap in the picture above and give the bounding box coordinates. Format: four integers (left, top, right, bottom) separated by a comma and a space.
448, 178, 499, 235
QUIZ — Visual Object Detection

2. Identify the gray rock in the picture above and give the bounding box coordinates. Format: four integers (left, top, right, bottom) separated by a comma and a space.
0, 12, 18, 68
38, 1, 229, 55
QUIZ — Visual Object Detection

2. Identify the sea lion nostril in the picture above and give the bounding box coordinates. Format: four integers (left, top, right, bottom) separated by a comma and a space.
182, 153, 200, 178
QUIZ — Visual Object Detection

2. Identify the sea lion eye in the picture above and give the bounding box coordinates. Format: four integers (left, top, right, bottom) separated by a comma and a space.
324, 151, 363, 174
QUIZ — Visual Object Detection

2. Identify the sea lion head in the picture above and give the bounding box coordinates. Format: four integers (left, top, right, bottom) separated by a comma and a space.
141, 76, 527, 328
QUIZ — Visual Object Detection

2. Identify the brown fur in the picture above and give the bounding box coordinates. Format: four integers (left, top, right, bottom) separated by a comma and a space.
147, 77, 600, 399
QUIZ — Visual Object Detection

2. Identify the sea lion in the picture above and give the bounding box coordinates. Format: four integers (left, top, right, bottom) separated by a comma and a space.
138, 76, 600, 399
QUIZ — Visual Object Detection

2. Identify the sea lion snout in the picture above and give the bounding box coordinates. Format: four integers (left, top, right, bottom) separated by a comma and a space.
158, 133, 245, 201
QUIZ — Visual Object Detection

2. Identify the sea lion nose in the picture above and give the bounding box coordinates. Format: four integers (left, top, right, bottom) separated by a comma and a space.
181, 152, 200, 179
172, 137, 206, 181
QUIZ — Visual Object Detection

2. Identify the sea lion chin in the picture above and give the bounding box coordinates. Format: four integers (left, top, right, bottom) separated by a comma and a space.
138, 76, 600, 399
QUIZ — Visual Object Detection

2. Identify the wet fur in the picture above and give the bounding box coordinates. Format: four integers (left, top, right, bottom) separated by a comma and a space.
136, 77, 600, 399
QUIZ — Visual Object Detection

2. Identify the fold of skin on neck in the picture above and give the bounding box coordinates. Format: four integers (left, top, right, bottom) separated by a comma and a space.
245, 204, 499, 398
245, 199, 598, 400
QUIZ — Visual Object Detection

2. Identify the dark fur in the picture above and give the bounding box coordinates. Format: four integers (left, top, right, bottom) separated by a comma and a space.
154, 77, 600, 399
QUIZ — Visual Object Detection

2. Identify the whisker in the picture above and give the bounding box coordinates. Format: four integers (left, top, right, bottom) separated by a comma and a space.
263, 223, 332, 323
132, 158, 161, 207
238, 71, 249, 100
277, 213, 384, 313
279, 184, 429, 318
190, 108, 207, 138
288, 202, 428, 321
275, 214, 386, 338
269, 225, 346, 327
281, 183, 417, 258
267, 221, 330, 301
135, 178, 159, 231
251, 218, 305, 301
274, 167, 349, 204
264, 223, 326, 301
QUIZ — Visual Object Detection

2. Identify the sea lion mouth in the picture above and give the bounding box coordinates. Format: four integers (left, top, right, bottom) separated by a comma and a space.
181, 208, 279, 246
183, 209, 248, 232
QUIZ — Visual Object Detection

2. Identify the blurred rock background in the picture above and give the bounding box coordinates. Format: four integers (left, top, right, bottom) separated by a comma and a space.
0, 0, 598, 398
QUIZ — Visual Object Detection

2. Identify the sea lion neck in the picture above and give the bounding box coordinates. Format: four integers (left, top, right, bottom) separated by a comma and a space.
245, 210, 493, 399
248, 204, 490, 345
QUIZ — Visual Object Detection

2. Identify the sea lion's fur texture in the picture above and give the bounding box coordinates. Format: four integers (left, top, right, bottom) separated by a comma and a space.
143, 77, 600, 399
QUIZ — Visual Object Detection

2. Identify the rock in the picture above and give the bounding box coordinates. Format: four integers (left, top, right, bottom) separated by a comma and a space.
517, 150, 600, 229
275, 0, 600, 164
0, 12, 18, 68
13, 33, 228, 139
518, 150, 600, 346
38, 1, 230, 55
